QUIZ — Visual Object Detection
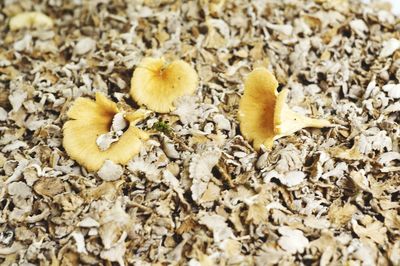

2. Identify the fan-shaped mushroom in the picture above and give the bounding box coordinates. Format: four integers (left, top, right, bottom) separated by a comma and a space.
130, 57, 198, 113
239, 68, 331, 149
63, 92, 148, 171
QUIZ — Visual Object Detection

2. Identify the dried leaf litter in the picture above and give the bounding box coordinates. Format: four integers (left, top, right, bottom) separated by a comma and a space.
0, 0, 399, 265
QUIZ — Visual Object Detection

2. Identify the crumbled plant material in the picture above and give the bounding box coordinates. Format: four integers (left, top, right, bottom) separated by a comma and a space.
0, 0, 399, 265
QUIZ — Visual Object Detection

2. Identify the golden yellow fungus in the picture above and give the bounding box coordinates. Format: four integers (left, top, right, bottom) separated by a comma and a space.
63, 92, 148, 171
130, 57, 198, 113
239, 68, 331, 149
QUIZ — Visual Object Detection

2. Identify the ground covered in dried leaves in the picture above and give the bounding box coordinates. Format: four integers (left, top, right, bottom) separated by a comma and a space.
0, 0, 400, 265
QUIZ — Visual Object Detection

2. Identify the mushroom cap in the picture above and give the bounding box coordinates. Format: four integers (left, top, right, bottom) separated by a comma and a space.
9, 12, 53, 30
63, 92, 148, 172
130, 57, 198, 113
238, 68, 279, 149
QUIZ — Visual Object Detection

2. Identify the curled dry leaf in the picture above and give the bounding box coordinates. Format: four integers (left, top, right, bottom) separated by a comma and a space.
100, 235, 126, 266
349, 19, 368, 37
382, 84, 400, 99
199, 182, 220, 203
201, 0, 226, 16
265, 22, 293, 36
378, 152, 400, 165
74, 37, 96, 55
97, 160, 124, 181
8, 181, 31, 198
380, 38, 400, 58
130, 57, 198, 113
128, 157, 161, 182
329, 138, 365, 160
8, 87, 27, 112
0, 107, 7, 121
245, 200, 268, 225
172, 95, 200, 124
328, 201, 357, 227
281, 171, 306, 187
189, 150, 221, 201
77, 217, 100, 228
33, 177, 65, 198
81, 180, 124, 202
213, 114, 231, 131
352, 216, 387, 245
199, 213, 234, 242
54, 193, 83, 211
71, 231, 87, 254
278, 226, 309, 254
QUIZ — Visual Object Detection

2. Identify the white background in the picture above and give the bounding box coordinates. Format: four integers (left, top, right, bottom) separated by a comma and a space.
362, 0, 400, 14
384, 0, 399, 14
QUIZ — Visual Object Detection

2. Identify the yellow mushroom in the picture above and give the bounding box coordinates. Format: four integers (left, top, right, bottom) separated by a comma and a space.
130, 57, 198, 113
239, 68, 331, 150
9, 12, 53, 31
63, 92, 149, 172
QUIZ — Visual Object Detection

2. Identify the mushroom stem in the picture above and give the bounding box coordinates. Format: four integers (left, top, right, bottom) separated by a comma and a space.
274, 88, 332, 137
125, 109, 151, 123
274, 106, 331, 136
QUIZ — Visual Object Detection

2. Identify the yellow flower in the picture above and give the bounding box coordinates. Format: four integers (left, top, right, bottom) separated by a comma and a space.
239, 68, 331, 150
130, 57, 198, 113
63, 92, 148, 171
